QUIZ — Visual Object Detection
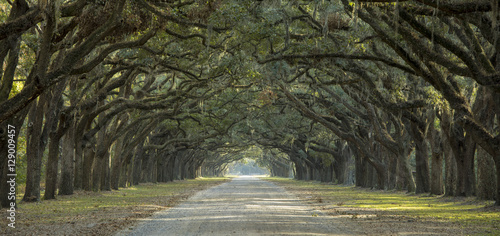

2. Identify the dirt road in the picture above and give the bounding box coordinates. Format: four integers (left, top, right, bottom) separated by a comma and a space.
117, 176, 355, 235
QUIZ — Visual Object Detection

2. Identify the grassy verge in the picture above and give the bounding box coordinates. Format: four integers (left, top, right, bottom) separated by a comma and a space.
264, 177, 500, 235
3, 177, 230, 236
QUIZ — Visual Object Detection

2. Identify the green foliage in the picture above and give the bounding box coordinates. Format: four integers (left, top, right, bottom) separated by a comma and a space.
0, 2, 10, 22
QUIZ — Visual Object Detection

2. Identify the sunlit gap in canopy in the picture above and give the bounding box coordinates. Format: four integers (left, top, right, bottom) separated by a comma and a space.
226, 146, 271, 177
227, 158, 270, 176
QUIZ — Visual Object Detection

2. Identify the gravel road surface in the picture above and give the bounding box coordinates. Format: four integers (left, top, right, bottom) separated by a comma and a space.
116, 176, 354, 236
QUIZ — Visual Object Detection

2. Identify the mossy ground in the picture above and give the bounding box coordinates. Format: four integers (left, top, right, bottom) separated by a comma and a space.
264, 177, 500, 235
2, 177, 230, 236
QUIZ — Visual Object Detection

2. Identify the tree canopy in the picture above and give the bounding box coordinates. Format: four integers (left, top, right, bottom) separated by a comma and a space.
0, 0, 499, 206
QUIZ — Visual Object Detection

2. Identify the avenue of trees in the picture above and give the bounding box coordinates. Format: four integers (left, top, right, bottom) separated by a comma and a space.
0, 0, 499, 207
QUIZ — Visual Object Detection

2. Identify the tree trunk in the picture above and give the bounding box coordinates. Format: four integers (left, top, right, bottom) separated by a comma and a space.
430, 150, 444, 195
429, 123, 444, 195
496, 165, 500, 206
80, 114, 96, 192
444, 140, 457, 196
92, 153, 103, 192
339, 145, 351, 184
452, 136, 476, 197
441, 108, 476, 197
354, 150, 365, 187
73, 136, 83, 190
82, 144, 96, 191
21, 0, 58, 200
126, 154, 134, 187
23, 96, 47, 202
119, 151, 133, 187
59, 79, 78, 195
59, 126, 75, 195
174, 154, 182, 180
43, 82, 67, 200
376, 166, 386, 190
295, 161, 305, 180
142, 150, 154, 182
414, 136, 430, 193
463, 137, 476, 197
100, 150, 111, 191
92, 100, 109, 192
362, 160, 373, 188
111, 136, 124, 190
474, 87, 497, 201
410, 122, 430, 194
387, 153, 397, 190
477, 146, 497, 200
166, 155, 175, 182
151, 154, 158, 183
44, 131, 61, 199
398, 149, 415, 192
132, 144, 144, 185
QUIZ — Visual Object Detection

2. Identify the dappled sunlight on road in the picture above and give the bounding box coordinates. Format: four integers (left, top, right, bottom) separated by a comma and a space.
117, 176, 353, 236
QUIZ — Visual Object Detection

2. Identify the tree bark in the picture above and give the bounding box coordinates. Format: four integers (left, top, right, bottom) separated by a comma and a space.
82, 143, 96, 191
430, 149, 444, 195
387, 152, 397, 190
59, 82, 77, 195
477, 146, 497, 200
22, 94, 47, 202
496, 166, 500, 206
474, 87, 497, 201
110, 113, 128, 189
100, 150, 111, 191
44, 130, 61, 199
398, 148, 415, 192
411, 123, 430, 193
428, 120, 444, 195
43, 80, 67, 199
132, 143, 145, 185
444, 139, 457, 197
59, 128, 75, 195
119, 151, 133, 187
73, 132, 83, 190
92, 152, 103, 192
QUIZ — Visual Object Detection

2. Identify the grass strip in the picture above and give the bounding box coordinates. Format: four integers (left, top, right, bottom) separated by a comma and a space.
3, 177, 230, 236
264, 177, 500, 235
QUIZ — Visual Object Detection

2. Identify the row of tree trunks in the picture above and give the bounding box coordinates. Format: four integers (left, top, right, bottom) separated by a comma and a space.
60, 134, 207, 194
285, 143, 355, 185
281, 81, 498, 201
264, 153, 292, 178
275, 84, 496, 201
201, 163, 227, 177
281, 90, 493, 200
